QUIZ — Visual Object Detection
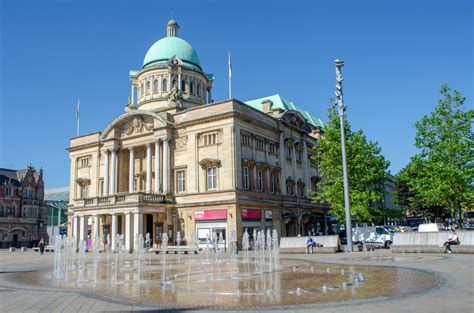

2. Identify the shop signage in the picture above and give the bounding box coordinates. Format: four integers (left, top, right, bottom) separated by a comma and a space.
265, 210, 273, 219
241, 209, 262, 219
194, 209, 227, 221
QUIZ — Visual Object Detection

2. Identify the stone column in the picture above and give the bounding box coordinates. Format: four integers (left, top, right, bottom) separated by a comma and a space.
163, 138, 170, 194
79, 215, 87, 242
93, 214, 100, 250
146, 143, 152, 193
104, 150, 110, 196
292, 142, 297, 177
302, 141, 310, 197
125, 212, 132, 252
111, 213, 118, 251
279, 133, 287, 195
129, 147, 135, 192
110, 149, 117, 195
133, 212, 143, 251
154, 139, 161, 193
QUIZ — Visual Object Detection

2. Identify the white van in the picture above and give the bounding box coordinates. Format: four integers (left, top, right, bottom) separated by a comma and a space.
352, 226, 392, 248
417, 223, 445, 232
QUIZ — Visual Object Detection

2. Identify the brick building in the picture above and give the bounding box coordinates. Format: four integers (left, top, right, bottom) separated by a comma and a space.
0, 166, 47, 248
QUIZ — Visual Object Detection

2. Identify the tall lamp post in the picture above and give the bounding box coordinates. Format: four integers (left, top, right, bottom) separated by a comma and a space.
334, 59, 353, 252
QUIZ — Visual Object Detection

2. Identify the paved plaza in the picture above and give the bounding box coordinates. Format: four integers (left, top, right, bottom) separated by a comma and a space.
0, 249, 472, 312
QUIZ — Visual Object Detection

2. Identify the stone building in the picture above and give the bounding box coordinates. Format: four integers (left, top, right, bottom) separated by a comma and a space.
67, 20, 328, 251
0, 166, 47, 248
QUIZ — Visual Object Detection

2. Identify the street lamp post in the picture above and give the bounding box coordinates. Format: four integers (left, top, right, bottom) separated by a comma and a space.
334, 59, 353, 252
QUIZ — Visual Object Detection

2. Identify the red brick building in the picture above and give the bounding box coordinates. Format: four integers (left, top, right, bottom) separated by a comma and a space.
0, 166, 47, 248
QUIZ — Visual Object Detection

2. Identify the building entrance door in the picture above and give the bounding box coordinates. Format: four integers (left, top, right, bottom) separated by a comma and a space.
146, 214, 153, 244
13, 234, 18, 248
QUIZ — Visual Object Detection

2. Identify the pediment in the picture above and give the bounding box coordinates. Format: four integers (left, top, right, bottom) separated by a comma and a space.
100, 111, 170, 141
280, 110, 313, 133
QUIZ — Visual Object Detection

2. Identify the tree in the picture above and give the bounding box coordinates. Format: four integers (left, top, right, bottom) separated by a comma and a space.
401, 85, 474, 223
312, 105, 390, 223
395, 167, 449, 220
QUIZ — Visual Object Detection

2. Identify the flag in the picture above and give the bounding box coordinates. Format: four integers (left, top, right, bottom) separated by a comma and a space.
228, 52, 232, 78
76, 99, 80, 119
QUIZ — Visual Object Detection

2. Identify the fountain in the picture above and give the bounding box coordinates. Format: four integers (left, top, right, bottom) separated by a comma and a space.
37, 229, 442, 309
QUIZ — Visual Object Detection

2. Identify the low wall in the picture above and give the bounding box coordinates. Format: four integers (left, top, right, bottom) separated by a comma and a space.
392, 231, 474, 254
279, 235, 341, 254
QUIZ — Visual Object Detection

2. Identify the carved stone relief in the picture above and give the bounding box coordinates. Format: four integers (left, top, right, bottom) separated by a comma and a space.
175, 136, 188, 151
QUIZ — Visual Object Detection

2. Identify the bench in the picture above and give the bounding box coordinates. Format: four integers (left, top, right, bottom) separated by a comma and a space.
391, 231, 474, 254
279, 235, 341, 253
32, 246, 55, 252
152, 245, 198, 254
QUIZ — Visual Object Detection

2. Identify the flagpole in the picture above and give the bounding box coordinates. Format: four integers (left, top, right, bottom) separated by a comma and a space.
228, 52, 232, 99
76, 99, 80, 137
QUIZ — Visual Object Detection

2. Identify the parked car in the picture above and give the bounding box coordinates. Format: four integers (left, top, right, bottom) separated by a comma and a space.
418, 223, 446, 232
463, 212, 474, 230
352, 226, 392, 248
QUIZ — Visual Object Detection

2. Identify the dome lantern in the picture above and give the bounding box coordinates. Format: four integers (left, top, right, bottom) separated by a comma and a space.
167, 19, 179, 37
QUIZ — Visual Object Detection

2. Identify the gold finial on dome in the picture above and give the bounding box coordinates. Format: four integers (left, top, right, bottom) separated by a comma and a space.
167, 19, 179, 37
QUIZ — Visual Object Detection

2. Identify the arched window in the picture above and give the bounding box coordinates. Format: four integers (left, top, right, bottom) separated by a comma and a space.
189, 82, 194, 94
162, 79, 168, 92
172, 79, 177, 87
153, 79, 158, 93
181, 80, 186, 92
140, 84, 144, 97
197, 83, 200, 97
146, 81, 150, 94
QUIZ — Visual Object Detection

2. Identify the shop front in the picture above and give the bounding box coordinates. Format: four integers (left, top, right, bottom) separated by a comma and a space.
194, 209, 227, 249
241, 209, 272, 250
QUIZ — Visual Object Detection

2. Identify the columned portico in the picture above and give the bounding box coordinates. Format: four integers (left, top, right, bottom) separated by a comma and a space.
129, 147, 135, 192
155, 139, 161, 193
133, 212, 143, 251
104, 150, 110, 196
163, 138, 170, 194
111, 213, 118, 250
93, 214, 100, 249
146, 143, 152, 192
110, 149, 117, 195
125, 212, 133, 252
79, 215, 87, 243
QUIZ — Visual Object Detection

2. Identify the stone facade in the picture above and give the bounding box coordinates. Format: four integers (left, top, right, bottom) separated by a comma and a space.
0, 166, 47, 248
67, 20, 329, 251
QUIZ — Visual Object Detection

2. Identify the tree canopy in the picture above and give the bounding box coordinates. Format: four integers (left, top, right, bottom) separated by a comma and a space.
312, 105, 390, 223
399, 85, 474, 221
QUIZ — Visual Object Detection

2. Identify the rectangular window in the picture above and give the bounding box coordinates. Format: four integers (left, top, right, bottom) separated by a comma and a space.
207, 167, 217, 190
285, 146, 291, 159
79, 156, 90, 168
296, 149, 303, 161
241, 133, 251, 146
269, 143, 276, 154
257, 170, 263, 191
256, 138, 264, 150
270, 173, 276, 193
99, 179, 104, 196
177, 170, 186, 193
81, 185, 88, 198
243, 167, 249, 190
5, 188, 12, 197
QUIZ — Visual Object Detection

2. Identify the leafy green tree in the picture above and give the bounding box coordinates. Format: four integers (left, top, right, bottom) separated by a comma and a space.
395, 167, 449, 220
312, 105, 390, 223
401, 85, 474, 222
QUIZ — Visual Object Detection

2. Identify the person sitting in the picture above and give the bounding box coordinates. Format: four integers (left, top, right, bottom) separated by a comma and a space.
440, 228, 459, 254
306, 237, 315, 254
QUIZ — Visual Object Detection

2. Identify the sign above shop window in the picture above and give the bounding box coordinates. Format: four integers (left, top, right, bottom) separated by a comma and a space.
241, 209, 262, 219
194, 209, 227, 221
265, 210, 273, 219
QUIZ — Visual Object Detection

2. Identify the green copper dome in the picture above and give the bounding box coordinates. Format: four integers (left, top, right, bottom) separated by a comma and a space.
142, 37, 201, 70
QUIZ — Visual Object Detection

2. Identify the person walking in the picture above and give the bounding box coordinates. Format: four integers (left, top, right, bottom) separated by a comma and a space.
440, 229, 459, 254
38, 238, 45, 255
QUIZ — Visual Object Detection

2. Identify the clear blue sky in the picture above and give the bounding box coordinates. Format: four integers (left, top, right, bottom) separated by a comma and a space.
0, 0, 472, 189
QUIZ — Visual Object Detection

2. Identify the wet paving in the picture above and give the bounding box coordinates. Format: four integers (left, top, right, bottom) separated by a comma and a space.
9, 253, 440, 309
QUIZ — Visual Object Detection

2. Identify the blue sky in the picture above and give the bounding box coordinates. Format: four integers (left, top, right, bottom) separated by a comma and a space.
0, 0, 472, 189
